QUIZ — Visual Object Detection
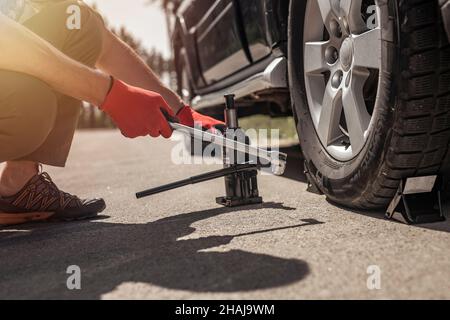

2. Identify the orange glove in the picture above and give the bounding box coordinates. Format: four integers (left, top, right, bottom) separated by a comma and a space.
177, 105, 226, 133
101, 78, 175, 139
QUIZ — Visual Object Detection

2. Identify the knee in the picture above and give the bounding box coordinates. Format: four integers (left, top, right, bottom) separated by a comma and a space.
5, 75, 58, 156
73, 1, 105, 66
23, 0, 105, 67
52, 0, 105, 33
48, 1, 105, 66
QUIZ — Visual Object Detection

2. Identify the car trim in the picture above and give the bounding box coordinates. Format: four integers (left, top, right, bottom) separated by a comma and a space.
191, 57, 288, 109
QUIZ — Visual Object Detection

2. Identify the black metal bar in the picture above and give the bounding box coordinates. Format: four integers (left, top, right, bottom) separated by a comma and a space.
136, 163, 259, 199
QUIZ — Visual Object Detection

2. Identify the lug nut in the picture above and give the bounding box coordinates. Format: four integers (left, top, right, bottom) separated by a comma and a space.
325, 46, 339, 65
331, 70, 344, 88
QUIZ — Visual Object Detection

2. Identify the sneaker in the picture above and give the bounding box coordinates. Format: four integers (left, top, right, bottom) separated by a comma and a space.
0, 172, 106, 226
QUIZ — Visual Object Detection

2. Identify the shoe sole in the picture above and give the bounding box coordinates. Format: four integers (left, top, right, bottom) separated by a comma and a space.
49, 211, 100, 222
0, 211, 101, 226
0, 212, 55, 226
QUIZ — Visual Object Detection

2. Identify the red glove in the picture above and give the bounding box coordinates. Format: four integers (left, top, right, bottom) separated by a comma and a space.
101, 79, 174, 139
177, 105, 226, 133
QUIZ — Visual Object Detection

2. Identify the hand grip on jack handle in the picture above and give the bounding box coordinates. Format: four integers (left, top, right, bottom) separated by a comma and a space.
161, 108, 179, 128
161, 108, 287, 176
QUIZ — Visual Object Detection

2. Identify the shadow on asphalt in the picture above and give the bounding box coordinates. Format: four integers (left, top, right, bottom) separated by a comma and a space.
279, 145, 450, 234
0, 202, 324, 299
326, 199, 450, 234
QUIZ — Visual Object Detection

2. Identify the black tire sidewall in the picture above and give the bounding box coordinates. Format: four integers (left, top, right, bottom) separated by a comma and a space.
288, 0, 397, 206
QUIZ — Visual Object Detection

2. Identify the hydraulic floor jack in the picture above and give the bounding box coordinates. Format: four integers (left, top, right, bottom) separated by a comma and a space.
136, 95, 287, 207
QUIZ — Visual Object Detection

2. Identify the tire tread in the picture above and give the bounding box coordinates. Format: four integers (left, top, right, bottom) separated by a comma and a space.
361, 0, 450, 208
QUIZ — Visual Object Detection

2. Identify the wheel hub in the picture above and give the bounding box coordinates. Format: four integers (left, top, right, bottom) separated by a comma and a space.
303, 0, 381, 161
340, 38, 354, 71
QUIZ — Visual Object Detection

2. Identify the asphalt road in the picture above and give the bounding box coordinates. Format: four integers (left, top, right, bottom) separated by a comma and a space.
1, 130, 449, 300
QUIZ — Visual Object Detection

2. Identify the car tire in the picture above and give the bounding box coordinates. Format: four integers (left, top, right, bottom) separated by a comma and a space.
288, 0, 450, 209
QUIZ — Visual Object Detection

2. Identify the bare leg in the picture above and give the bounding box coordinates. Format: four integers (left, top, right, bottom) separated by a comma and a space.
0, 161, 39, 197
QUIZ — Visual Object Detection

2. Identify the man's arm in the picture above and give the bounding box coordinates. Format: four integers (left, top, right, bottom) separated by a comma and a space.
96, 28, 185, 113
0, 13, 110, 106
0, 13, 176, 139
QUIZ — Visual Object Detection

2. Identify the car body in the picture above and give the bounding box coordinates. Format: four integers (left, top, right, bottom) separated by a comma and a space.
167, 0, 450, 215
170, 0, 450, 115
171, 0, 291, 117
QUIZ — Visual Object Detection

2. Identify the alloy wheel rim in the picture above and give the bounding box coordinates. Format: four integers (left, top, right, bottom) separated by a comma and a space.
303, 0, 382, 161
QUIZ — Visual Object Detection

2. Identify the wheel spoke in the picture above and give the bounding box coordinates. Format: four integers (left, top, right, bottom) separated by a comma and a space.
317, 0, 335, 25
342, 70, 371, 153
317, 82, 342, 146
353, 28, 382, 69
340, 0, 366, 34
304, 41, 330, 74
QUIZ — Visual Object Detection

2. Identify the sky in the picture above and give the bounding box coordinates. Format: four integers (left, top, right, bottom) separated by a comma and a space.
85, 0, 171, 58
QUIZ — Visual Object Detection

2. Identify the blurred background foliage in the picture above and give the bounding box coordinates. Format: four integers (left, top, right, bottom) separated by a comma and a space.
147, 0, 183, 11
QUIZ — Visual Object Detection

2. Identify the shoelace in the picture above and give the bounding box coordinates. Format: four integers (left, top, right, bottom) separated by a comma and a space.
39, 172, 79, 205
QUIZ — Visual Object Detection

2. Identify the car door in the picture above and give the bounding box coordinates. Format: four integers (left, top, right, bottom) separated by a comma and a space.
237, 0, 273, 63
194, 0, 252, 85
